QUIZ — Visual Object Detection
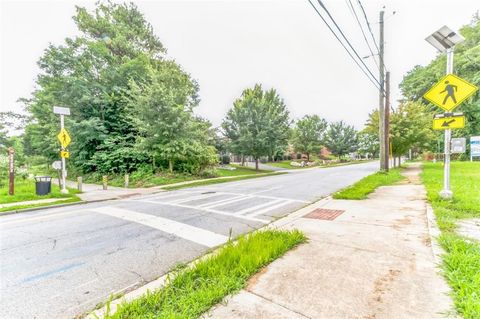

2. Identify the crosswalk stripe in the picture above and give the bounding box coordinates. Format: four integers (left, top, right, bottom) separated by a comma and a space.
246, 200, 293, 218
90, 207, 228, 248
200, 195, 251, 209
127, 200, 269, 223
235, 199, 284, 215
169, 193, 220, 204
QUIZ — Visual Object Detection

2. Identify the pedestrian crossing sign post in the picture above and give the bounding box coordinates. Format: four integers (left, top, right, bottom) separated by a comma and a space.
423, 74, 478, 112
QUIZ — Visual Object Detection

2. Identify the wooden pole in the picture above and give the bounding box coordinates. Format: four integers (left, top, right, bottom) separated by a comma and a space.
385, 71, 390, 171
8, 147, 14, 195
378, 10, 385, 171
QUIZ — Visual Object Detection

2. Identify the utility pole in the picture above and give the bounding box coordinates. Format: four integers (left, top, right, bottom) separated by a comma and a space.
378, 10, 386, 171
385, 71, 390, 171
8, 147, 14, 195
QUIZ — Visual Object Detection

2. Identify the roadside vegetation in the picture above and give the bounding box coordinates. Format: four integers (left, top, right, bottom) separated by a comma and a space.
333, 168, 404, 200
162, 171, 284, 191
422, 162, 480, 319
0, 179, 81, 213
102, 229, 306, 319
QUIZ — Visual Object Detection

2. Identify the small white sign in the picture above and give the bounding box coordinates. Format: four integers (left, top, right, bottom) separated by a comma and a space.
451, 138, 466, 154
53, 106, 71, 116
52, 161, 62, 170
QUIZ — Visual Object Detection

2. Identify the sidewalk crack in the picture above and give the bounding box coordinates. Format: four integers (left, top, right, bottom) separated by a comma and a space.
245, 290, 313, 319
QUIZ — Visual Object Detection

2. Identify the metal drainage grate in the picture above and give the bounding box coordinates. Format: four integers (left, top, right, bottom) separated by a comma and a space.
303, 208, 345, 221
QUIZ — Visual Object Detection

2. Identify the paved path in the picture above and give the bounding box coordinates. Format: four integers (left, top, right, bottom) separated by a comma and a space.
205, 164, 454, 319
0, 162, 378, 319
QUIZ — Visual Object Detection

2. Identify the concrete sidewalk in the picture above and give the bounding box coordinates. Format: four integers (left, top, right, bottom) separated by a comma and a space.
204, 165, 455, 319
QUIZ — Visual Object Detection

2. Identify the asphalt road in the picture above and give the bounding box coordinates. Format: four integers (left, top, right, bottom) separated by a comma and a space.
0, 161, 378, 319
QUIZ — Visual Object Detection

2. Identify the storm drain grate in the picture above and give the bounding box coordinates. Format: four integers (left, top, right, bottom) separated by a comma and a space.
303, 208, 345, 221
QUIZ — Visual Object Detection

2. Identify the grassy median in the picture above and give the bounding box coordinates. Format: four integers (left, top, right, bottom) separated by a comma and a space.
103, 229, 306, 319
332, 167, 404, 200
421, 161, 480, 319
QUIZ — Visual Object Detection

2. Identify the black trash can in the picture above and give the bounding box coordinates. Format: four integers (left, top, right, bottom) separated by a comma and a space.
35, 176, 52, 195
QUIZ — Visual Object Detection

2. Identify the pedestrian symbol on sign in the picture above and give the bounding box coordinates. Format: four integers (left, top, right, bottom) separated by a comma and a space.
440, 81, 457, 105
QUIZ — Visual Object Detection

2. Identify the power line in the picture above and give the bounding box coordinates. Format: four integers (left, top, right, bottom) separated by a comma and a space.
307, 0, 380, 91
314, 0, 382, 89
347, 0, 380, 71
356, 0, 380, 57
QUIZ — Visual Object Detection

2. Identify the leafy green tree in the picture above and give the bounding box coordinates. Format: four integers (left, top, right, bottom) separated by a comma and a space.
324, 121, 358, 159
357, 131, 379, 159
291, 115, 327, 161
222, 84, 290, 170
130, 63, 216, 173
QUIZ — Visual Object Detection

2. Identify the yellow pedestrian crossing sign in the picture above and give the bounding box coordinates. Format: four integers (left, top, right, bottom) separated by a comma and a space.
57, 128, 71, 148
433, 114, 465, 130
423, 74, 478, 112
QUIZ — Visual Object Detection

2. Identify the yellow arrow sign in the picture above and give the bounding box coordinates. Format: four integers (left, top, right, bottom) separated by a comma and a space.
57, 128, 71, 148
423, 74, 478, 112
433, 115, 465, 130
60, 150, 70, 158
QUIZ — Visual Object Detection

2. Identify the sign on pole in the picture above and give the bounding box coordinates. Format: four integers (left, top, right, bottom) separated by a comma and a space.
423, 74, 478, 112
432, 114, 465, 130
451, 138, 466, 154
52, 161, 62, 170
53, 106, 71, 116
57, 128, 71, 149
60, 151, 70, 159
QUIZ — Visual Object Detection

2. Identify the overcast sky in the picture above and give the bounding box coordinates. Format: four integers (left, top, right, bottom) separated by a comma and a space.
1, 0, 479, 131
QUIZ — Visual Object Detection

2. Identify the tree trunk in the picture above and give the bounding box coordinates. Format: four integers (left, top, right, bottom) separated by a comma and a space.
168, 159, 173, 173
306, 153, 310, 162
241, 155, 245, 166
255, 158, 259, 171
393, 157, 396, 168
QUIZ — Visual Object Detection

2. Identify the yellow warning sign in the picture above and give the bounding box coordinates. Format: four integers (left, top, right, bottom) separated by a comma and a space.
433, 115, 465, 130
60, 151, 70, 158
57, 128, 71, 149
423, 74, 478, 112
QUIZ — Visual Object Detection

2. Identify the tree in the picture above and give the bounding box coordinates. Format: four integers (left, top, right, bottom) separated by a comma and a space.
291, 115, 327, 161
324, 121, 358, 159
130, 65, 217, 173
363, 102, 434, 165
22, 2, 215, 175
222, 84, 290, 170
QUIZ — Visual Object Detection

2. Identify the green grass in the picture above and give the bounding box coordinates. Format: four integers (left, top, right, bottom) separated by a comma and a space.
162, 172, 284, 191
216, 165, 271, 176
103, 229, 306, 319
421, 161, 480, 318
332, 167, 404, 200
0, 178, 80, 204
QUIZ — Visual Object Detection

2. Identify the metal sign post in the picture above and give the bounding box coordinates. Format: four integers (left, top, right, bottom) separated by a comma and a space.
440, 48, 454, 199
53, 106, 71, 194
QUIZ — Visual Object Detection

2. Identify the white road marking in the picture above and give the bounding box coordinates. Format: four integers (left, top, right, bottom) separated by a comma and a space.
235, 198, 284, 215
249, 186, 282, 195
128, 200, 269, 223
200, 195, 251, 209
168, 192, 220, 204
197, 195, 245, 208
246, 200, 294, 217
91, 207, 228, 248
132, 191, 196, 201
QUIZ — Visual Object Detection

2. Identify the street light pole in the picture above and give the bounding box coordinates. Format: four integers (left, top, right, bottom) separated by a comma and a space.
440, 48, 454, 199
